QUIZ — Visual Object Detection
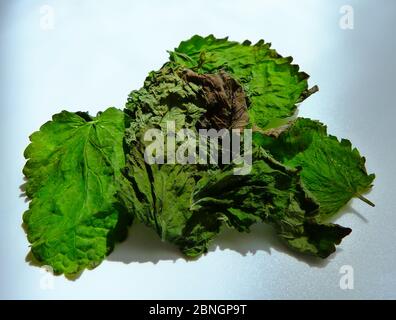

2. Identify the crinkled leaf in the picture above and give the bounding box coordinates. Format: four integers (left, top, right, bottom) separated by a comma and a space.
122, 143, 221, 257
124, 67, 240, 256
169, 34, 316, 129
182, 69, 249, 130
23, 108, 133, 275
124, 66, 350, 258
192, 148, 351, 258
125, 65, 205, 138
125, 65, 249, 138
124, 145, 351, 258
253, 118, 375, 220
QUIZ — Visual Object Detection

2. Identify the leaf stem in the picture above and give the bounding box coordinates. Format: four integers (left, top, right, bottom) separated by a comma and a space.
357, 194, 375, 207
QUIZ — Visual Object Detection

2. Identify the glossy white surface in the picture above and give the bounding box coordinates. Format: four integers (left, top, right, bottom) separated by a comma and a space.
1, 0, 395, 299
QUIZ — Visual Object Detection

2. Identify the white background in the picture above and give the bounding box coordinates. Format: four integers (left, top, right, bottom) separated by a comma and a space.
1, 0, 395, 299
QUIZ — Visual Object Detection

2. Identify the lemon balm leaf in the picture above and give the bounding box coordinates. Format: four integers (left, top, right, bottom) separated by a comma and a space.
23, 108, 133, 275
253, 118, 375, 221
169, 34, 317, 129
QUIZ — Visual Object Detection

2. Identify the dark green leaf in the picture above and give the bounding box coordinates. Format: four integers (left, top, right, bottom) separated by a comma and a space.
253, 118, 375, 220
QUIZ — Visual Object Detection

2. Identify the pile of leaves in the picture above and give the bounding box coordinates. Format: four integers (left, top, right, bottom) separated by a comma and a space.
23, 35, 375, 276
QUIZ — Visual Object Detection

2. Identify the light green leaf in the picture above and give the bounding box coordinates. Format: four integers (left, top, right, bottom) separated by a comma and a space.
23, 108, 133, 275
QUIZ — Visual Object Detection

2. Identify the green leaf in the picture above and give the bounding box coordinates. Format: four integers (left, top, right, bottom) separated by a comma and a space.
124, 145, 351, 258
123, 66, 350, 258
192, 148, 351, 258
123, 65, 252, 256
125, 64, 250, 138
125, 65, 205, 135
253, 118, 375, 220
23, 108, 133, 275
123, 144, 221, 257
169, 34, 316, 129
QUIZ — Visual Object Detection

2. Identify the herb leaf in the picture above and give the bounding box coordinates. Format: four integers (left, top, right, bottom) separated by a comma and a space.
123, 145, 220, 257
169, 34, 317, 129
192, 148, 351, 258
253, 118, 375, 220
23, 108, 133, 275
123, 66, 351, 258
